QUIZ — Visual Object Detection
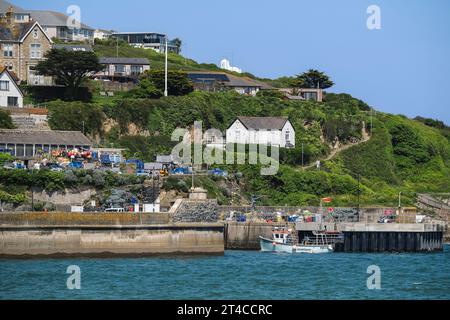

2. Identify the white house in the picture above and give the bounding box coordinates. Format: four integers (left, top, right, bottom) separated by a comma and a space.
95, 57, 150, 82
94, 29, 113, 41
226, 117, 296, 148
0, 67, 23, 108
220, 58, 242, 73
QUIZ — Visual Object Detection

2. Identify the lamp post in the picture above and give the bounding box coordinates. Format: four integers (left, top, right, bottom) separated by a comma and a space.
164, 36, 168, 97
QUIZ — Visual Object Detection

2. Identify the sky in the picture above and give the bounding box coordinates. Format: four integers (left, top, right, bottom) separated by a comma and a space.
14, 0, 450, 124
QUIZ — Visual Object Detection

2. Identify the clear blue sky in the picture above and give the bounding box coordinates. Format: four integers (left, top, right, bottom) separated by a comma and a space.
15, 0, 450, 124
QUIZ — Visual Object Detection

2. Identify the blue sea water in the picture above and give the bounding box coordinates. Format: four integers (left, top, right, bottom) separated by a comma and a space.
1, 246, 449, 300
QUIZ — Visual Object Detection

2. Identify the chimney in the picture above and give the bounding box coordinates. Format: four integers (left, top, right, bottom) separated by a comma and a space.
6, 6, 14, 25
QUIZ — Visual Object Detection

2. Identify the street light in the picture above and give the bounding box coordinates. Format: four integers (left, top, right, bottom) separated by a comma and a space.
164, 36, 168, 97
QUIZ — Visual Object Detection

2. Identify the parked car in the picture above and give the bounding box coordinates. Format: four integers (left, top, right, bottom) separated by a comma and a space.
378, 215, 396, 223
68, 161, 84, 169
136, 172, 151, 177
105, 208, 125, 213
45, 163, 63, 172
208, 168, 228, 177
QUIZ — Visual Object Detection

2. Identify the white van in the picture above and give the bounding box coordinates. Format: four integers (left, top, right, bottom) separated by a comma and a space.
105, 208, 125, 213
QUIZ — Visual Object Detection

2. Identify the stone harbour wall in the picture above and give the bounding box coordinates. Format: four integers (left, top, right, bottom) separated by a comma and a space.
224, 222, 286, 250
0, 224, 224, 257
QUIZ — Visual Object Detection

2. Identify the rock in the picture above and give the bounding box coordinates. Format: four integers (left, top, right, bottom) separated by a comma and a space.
172, 200, 218, 223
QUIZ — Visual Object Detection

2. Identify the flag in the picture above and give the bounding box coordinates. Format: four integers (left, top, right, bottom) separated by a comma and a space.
322, 197, 333, 203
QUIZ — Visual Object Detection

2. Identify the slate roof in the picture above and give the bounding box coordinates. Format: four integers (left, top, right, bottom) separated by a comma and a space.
29, 10, 94, 30
0, 0, 26, 13
0, 66, 19, 82
99, 57, 150, 65
0, 130, 92, 146
53, 44, 93, 52
187, 71, 272, 90
226, 74, 273, 90
236, 117, 290, 131
0, 20, 35, 41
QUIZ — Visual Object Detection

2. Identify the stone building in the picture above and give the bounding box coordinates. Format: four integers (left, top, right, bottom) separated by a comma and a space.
0, 7, 52, 84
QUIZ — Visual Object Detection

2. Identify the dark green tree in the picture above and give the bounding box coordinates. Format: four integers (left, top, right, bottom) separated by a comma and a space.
139, 69, 194, 96
0, 109, 15, 129
35, 49, 103, 99
47, 101, 105, 136
296, 69, 334, 89
172, 38, 182, 53
127, 79, 163, 99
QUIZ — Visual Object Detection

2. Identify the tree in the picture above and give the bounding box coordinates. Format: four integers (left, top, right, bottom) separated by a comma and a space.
127, 79, 163, 99
172, 38, 182, 53
295, 69, 334, 89
0, 109, 15, 129
35, 49, 103, 99
47, 101, 105, 137
139, 69, 194, 96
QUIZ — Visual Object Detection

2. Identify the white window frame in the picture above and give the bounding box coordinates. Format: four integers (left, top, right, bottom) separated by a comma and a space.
0, 81, 10, 91
3, 44, 13, 58
30, 43, 42, 59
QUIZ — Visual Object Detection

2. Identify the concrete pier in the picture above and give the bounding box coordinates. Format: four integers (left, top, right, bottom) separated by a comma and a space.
0, 213, 224, 258
224, 222, 286, 250
0, 224, 225, 258
334, 223, 444, 253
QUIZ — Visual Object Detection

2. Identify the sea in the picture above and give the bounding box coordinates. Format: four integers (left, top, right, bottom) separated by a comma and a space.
1, 245, 449, 300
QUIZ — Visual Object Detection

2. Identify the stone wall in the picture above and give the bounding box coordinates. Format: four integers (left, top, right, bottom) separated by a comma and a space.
32, 188, 96, 212
225, 222, 286, 250
0, 224, 224, 257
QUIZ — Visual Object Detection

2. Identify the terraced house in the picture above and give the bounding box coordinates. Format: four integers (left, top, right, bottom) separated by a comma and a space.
0, 8, 52, 84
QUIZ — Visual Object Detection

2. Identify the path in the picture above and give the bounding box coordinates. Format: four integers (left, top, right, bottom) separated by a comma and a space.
301, 123, 371, 170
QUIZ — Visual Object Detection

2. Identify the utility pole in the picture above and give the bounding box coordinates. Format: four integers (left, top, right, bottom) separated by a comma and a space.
370, 107, 373, 135
357, 173, 361, 216
164, 36, 168, 97
116, 36, 119, 58
301, 142, 304, 169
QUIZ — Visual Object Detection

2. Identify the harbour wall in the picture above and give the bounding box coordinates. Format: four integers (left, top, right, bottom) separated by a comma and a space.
0, 213, 224, 257
335, 223, 445, 253
224, 222, 287, 250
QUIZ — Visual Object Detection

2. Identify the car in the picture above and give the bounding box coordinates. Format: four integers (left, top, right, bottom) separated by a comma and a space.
136, 172, 151, 177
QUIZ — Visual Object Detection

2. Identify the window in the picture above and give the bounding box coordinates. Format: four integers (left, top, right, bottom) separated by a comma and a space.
0, 81, 9, 91
130, 65, 143, 75
115, 65, 126, 73
3, 44, 13, 57
7, 97, 18, 107
30, 44, 42, 59
28, 66, 43, 85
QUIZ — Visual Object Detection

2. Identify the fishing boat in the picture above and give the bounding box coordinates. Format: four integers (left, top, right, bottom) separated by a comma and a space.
259, 227, 337, 254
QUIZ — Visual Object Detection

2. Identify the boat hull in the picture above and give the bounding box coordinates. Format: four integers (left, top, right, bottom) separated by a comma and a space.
259, 237, 333, 254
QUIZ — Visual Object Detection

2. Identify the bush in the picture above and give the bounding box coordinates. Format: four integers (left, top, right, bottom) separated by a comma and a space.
47, 100, 105, 136
0, 109, 15, 129
22, 85, 92, 102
